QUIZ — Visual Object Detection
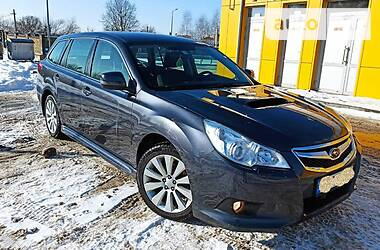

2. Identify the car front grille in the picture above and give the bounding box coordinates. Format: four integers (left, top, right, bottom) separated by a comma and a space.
293, 135, 356, 172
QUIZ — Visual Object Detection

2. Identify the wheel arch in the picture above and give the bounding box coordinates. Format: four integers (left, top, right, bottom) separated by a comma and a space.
136, 133, 175, 166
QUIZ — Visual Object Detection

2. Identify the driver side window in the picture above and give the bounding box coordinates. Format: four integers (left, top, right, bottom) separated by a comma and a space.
91, 41, 130, 83
193, 50, 236, 80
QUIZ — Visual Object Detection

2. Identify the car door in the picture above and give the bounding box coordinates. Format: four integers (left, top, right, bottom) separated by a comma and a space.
81, 40, 134, 160
56, 38, 95, 134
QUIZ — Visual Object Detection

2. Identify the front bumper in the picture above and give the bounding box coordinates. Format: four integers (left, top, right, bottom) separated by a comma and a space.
186, 147, 361, 232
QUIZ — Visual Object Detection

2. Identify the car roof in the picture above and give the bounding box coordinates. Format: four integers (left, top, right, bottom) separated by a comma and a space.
58, 32, 198, 45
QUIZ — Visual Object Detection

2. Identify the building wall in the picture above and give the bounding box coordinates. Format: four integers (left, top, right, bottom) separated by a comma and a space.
219, 0, 380, 99
355, 0, 380, 99
220, 0, 244, 63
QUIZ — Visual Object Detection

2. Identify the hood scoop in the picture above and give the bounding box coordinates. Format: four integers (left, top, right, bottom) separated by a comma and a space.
206, 87, 292, 109
244, 97, 290, 109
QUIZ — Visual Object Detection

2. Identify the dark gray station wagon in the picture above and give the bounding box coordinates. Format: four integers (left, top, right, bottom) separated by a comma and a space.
37, 32, 362, 231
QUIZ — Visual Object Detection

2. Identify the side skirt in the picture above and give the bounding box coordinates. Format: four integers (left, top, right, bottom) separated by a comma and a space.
62, 126, 136, 175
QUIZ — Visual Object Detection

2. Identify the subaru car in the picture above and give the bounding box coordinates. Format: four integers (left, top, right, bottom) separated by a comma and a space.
36, 32, 362, 231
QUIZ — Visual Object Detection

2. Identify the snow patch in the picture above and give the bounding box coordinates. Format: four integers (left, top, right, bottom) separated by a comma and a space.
0, 208, 55, 248
0, 57, 37, 92
287, 88, 380, 113
333, 107, 380, 121
69, 183, 138, 225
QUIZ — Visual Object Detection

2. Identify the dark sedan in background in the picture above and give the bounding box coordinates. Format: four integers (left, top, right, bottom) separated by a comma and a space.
36, 32, 362, 231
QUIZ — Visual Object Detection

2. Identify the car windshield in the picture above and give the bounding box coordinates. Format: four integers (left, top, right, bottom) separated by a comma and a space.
128, 44, 252, 90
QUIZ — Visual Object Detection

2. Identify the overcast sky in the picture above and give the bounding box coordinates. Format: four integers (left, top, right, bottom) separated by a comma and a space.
0, 0, 221, 34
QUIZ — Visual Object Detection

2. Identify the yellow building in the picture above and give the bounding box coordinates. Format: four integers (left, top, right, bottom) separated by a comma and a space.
219, 0, 380, 99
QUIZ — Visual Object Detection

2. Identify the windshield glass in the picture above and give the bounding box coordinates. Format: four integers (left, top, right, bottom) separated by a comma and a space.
128, 44, 252, 90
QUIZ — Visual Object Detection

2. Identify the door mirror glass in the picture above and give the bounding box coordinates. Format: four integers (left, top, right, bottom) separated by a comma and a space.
100, 72, 127, 90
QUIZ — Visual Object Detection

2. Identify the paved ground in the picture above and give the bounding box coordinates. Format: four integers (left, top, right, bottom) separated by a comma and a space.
0, 91, 379, 249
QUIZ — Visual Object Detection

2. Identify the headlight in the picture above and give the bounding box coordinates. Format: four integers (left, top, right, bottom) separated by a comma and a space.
204, 120, 290, 169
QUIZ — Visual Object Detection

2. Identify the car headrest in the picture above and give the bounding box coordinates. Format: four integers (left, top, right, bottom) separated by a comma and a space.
163, 51, 181, 68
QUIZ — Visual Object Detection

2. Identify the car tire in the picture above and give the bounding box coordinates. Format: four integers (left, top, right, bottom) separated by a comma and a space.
137, 142, 193, 221
44, 95, 64, 139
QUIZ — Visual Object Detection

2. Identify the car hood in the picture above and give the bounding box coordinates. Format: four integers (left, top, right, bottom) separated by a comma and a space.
154, 85, 349, 151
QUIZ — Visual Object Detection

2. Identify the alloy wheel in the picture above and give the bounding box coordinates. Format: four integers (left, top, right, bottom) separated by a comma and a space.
45, 99, 58, 134
143, 154, 192, 214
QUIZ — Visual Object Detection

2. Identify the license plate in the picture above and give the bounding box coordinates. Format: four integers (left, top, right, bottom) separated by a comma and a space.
317, 167, 355, 195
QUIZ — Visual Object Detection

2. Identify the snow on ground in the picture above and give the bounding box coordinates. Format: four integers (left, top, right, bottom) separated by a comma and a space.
280, 87, 380, 121
287, 88, 380, 113
333, 107, 380, 122
0, 52, 37, 92
0, 60, 379, 249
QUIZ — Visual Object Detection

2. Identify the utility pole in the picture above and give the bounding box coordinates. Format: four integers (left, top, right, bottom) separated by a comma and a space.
46, 0, 52, 48
11, 9, 17, 38
170, 8, 178, 36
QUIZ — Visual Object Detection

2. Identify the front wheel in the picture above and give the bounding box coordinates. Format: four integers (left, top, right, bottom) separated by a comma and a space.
137, 143, 193, 221
44, 95, 64, 139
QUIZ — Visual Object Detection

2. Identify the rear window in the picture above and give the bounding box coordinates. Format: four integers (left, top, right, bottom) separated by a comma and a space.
66, 39, 94, 74
48, 41, 67, 64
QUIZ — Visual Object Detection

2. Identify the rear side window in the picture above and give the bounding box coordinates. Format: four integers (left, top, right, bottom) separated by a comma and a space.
91, 41, 130, 81
48, 41, 67, 64
66, 39, 94, 74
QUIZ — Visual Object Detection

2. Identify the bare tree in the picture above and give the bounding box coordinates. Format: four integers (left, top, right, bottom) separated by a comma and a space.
44, 19, 65, 36
140, 25, 156, 33
86, 27, 95, 32
61, 18, 80, 34
102, 0, 139, 31
43, 18, 80, 36
194, 15, 211, 40
180, 11, 193, 36
211, 10, 220, 36
17, 16, 43, 34
0, 15, 13, 32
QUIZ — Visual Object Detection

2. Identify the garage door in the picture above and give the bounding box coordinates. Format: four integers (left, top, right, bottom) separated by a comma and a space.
244, 7, 265, 80
318, 1, 369, 94
279, 4, 307, 88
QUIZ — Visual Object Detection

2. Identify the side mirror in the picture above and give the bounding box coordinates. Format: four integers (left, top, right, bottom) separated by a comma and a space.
100, 72, 127, 90
244, 69, 256, 80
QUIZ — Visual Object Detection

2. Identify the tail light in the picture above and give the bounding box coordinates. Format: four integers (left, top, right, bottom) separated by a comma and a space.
38, 62, 43, 74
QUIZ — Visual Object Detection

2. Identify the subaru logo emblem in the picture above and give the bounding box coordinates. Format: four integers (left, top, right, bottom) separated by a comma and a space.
329, 148, 341, 159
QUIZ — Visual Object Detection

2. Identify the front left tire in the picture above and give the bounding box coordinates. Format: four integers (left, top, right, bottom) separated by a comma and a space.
137, 142, 193, 221
44, 95, 64, 139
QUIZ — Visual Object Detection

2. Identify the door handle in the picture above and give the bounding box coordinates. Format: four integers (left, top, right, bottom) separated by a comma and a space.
344, 46, 351, 66
342, 46, 350, 66
82, 86, 92, 96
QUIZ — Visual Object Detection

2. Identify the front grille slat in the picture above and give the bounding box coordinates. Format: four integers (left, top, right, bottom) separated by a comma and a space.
293, 135, 356, 172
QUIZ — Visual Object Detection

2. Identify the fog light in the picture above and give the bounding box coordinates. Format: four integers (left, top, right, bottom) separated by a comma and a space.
232, 201, 245, 214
